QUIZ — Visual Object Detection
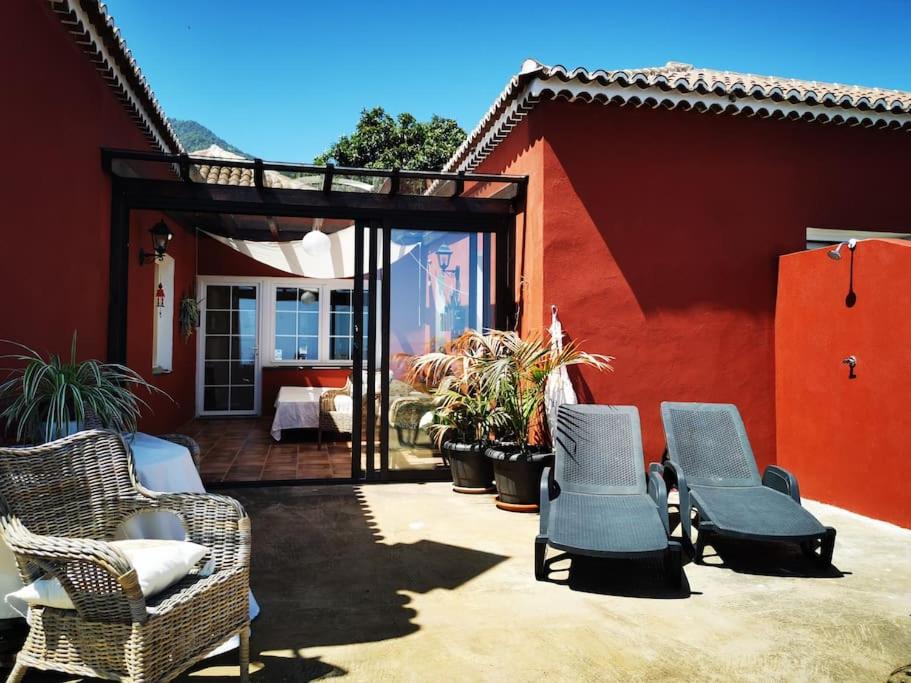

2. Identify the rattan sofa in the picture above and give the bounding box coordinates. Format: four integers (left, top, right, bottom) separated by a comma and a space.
0, 430, 251, 682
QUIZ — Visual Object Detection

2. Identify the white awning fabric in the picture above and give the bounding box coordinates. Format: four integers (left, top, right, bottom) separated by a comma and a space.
202, 226, 415, 278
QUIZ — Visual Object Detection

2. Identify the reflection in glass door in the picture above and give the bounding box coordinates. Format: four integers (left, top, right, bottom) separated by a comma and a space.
198, 283, 259, 415
377, 229, 497, 477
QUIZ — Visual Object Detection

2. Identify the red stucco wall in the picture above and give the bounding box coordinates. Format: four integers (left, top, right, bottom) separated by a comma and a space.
776, 240, 911, 528
2, 2, 196, 434
477, 99, 911, 467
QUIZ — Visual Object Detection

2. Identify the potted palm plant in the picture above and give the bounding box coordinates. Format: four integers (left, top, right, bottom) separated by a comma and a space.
0, 333, 169, 444
408, 332, 495, 493
479, 330, 612, 511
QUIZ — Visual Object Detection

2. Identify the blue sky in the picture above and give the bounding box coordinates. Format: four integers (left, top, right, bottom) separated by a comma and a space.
106, 0, 911, 162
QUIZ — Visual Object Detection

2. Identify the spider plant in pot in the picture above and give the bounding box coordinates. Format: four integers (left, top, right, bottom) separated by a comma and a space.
479, 329, 612, 511
0, 333, 171, 444
408, 331, 496, 494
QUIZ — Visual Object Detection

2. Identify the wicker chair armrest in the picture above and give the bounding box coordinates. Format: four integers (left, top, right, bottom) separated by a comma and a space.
320, 388, 348, 414
147, 492, 251, 572
0, 517, 147, 624
157, 433, 201, 468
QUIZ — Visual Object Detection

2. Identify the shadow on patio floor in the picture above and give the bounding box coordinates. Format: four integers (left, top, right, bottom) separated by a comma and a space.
182, 485, 508, 682
541, 552, 695, 599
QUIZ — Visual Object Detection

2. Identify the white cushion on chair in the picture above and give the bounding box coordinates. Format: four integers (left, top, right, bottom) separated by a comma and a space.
334, 394, 354, 413
6, 539, 208, 614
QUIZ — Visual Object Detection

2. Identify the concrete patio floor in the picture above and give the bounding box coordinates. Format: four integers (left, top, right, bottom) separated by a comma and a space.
182, 482, 910, 682
11, 482, 911, 681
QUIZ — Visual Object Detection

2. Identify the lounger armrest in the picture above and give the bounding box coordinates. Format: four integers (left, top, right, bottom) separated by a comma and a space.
647, 469, 670, 535
762, 465, 801, 504
539, 467, 554, 536
660, 460, 692, 541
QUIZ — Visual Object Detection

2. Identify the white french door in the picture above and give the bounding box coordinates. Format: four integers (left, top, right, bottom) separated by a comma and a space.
196, 279, 262, 416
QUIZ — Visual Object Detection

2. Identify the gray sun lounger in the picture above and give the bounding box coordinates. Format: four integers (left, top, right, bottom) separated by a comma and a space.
657, 402, 835, 566
536, 405, 682, 586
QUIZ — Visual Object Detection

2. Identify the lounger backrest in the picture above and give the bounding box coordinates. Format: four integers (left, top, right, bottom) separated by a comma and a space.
554, 404, 645, 495
660, 402, 761, 487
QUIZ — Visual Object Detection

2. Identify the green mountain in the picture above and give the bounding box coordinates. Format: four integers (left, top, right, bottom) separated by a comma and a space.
169, 119, 251, 158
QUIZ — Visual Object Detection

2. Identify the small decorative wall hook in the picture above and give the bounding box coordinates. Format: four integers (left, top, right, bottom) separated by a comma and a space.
842, 355, 857, 379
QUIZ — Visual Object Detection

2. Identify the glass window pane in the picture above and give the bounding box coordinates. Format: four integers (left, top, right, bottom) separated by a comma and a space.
295, 337, 318, 361
298, 312, 319, 336
232, 286, 257, 310
206, 286, 231, 310
298, 287, 320, 312
205, 336, 230, 360
275, 311, 296, 336
204, 361, 229, 385
230, 386, 254, 411
231, 362, 255, 385
204, 387, 229, 411
236, 310, 256, 336
330, 289, 352, 313
330, 312, 351, 336
330, 337, 351, 360
231, 335, 255, 361
274, 336, 296, 362
275, 287, 298, 311
206, 310, 230, 335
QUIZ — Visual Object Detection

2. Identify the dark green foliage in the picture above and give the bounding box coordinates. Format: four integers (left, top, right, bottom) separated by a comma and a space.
314, 107, 466, 171
170, 118, 251, 157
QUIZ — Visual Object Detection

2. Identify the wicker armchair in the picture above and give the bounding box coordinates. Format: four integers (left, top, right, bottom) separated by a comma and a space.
158, 432, 202, 468
317, 375, 426, 445
0, 430, 251, 682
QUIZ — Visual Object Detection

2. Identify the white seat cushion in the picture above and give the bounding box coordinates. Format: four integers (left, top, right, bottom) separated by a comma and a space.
334, 394, 354, 413
6, 539, 208, 613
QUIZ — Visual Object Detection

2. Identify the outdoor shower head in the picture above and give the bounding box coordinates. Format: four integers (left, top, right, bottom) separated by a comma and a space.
827, 238, 858, 260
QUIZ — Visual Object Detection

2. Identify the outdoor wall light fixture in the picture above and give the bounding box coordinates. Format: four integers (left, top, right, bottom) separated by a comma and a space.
827, 238, 857, 261
139, 220, 174, 265
435, 244, 455, 273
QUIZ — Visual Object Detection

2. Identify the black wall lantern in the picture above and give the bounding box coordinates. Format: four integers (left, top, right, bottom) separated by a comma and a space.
139, 220, 174, 265
435, 244, 454, 272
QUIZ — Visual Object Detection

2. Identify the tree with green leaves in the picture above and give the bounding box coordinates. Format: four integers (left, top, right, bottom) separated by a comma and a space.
314, 107, 466, 171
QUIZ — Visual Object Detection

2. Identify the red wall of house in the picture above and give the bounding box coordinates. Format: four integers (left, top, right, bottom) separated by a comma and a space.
776, 240, 911, 528
1, 2, 196, 434
126, 212, 198, 433
473, 118, 546, 335
477, 100, 911, 467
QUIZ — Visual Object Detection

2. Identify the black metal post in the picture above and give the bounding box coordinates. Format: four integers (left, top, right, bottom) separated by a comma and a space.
365, 224, 379, 480
107, 183, 130, 363
351, 220, 365, 480
379, 221, 392, 477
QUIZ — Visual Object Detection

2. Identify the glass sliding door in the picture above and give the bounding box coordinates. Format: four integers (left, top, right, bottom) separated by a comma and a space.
198, 282, 260, 415
368, 227, 498, 479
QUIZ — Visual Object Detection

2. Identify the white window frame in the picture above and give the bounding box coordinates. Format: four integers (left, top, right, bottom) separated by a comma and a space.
264, 278, 373, 368
195, 276, 264, 417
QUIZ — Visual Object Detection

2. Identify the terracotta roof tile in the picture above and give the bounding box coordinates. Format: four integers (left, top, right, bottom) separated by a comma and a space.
445, 59, 911, 173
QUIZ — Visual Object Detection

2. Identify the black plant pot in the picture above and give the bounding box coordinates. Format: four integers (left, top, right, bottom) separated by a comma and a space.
485, 444, 553, 512
442, 441, 495, 493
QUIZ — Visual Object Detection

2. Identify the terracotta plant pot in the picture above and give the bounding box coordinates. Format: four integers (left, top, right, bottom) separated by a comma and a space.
442, 441, 495, 494
485, 444, 553, 512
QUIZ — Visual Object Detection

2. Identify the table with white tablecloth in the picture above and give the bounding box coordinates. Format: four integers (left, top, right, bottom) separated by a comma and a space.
0, 433, 259, 640
271, 386, 327, 440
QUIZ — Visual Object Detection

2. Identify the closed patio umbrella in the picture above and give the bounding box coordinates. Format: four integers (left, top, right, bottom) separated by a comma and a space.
544, 305, 577, 444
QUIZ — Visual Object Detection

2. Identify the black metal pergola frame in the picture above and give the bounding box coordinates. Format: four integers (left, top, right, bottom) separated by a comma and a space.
102, 148, 526, 484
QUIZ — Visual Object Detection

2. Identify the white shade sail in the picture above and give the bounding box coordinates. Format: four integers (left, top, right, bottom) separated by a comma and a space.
202, 226, 415, 278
